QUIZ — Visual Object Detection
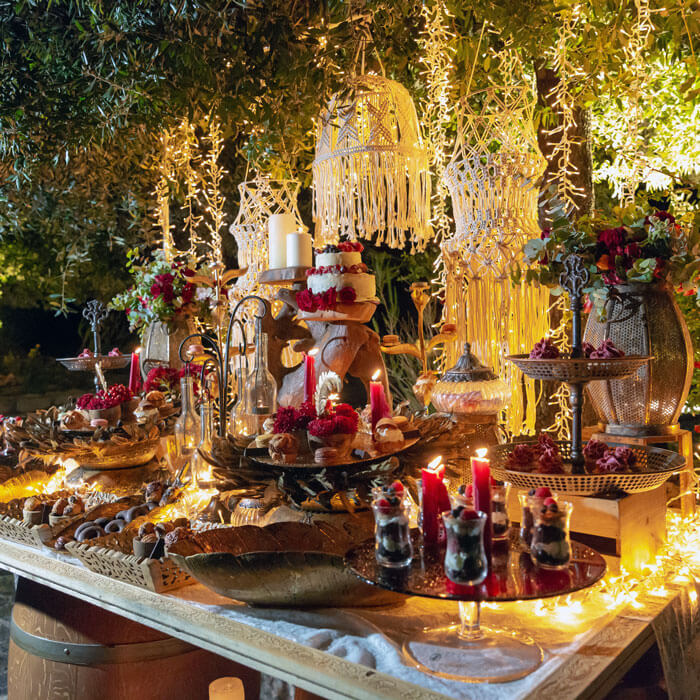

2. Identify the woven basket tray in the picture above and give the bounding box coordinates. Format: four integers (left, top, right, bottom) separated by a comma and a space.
506, 355, 651, 382
489, 440, 685, 496
0, 490, 123, 548
66, 529, 192, 593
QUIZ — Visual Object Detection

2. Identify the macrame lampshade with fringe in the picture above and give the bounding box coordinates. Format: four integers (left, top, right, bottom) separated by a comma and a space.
312, 74, 431, 252
441, 86, 551, 437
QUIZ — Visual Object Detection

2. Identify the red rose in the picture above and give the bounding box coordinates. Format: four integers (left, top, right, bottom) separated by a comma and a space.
333, 402, 356, 417
338, 287, 357, 304
182, 268, 195, 277
597, 227, 626, 251
155, 273, 174, 286
318, 288, 337, 310
181, 282, 195, 304
150, 283, 161, 297
296, 290, 318, 312
161, 285, 175, 303
308, 418, 335, 437
333, 415, 357, 434
352, 241, 364, 252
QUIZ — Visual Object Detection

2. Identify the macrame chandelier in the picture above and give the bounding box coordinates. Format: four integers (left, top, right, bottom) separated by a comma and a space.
442, 86, 550, 436
312, 73, 432, 252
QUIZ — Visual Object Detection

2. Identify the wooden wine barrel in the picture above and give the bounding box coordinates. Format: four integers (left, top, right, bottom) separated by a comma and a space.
8, 578, 259, 700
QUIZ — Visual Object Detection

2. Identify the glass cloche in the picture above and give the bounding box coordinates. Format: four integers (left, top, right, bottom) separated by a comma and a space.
430, 343, 510, 415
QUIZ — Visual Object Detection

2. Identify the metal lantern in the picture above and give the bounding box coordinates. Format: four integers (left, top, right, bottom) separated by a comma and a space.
312, 74, 431, 252
584, 284, 694, 436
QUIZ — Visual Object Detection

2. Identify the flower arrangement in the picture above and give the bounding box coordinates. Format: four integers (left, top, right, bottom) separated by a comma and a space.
77, 384, 132, 410
110, 249, 207, 338
297, 286, 357, 312
273, 402, 318, 433
143, 364, 209, 398
308, 402, 360, 437
517, 197, 700, 317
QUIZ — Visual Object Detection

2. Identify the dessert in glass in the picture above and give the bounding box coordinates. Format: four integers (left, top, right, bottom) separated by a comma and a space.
371, 481, 413, 568
519, 486, 556, 549
442, 507, 488, 585
530, 497, 572, 569
491, 480, 510, 541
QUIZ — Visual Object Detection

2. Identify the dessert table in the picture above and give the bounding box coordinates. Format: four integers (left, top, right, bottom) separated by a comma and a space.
0, 537, 694, 699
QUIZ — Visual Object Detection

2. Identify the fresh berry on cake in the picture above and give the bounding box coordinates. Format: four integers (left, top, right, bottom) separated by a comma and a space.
299, 241, 377, 312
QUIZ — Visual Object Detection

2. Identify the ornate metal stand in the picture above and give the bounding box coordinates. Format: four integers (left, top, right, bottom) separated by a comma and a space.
178, 295, 270, 437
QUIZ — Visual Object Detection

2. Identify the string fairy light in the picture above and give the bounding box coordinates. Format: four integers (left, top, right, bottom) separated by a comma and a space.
199, 117, 226, 270
543, 6, 587, 209
418, 0, 455, 243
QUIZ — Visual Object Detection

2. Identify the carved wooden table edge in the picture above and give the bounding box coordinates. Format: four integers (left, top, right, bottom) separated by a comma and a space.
0, 540, 450, 700
0, 539, 669, 700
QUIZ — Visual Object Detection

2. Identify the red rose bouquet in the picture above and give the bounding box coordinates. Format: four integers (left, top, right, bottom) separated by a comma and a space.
518, 194, 700, 317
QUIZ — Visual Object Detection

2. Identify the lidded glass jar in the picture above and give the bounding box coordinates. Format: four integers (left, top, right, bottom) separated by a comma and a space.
174, 375, 200, 457
430, 343, 510, 416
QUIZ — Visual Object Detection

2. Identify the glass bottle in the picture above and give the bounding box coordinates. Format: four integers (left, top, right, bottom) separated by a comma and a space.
229, 355, 254, 443
244, 324, 277, 436
192, 399, 214, 488
174, 375, 200, 458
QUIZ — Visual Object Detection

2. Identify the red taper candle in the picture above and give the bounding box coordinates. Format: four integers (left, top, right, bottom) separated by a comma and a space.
471, 448, 492, 564
128, 347, 141, 395
303, 348, 318, 405
370, 369, 391, 433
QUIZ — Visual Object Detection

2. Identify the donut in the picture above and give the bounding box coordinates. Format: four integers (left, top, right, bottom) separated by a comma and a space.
104, 519, 126, 534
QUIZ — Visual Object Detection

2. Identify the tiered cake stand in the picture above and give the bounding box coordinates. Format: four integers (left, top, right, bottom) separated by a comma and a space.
56, 300, 130, 391
494, 255, 685, 493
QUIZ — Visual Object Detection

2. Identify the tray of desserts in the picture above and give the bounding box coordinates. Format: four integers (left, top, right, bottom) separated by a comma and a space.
488, 436, 685, 495
506, 354, 651, 382
57, 354, 131, 372
245, 434, 419, 471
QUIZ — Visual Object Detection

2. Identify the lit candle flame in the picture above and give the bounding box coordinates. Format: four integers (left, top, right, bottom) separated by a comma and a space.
427, 455, 442, 471
309, 348, 319, 357
135, 346, 142, 355
371, 369, 382, 381
476, 447, 488, 459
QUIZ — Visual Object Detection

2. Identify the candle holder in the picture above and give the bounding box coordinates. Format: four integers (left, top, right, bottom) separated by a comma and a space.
178, 295, 270, 438
380, 282, 457, 407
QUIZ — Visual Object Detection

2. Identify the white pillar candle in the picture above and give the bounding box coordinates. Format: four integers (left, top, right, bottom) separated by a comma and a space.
268, 213, 296, 269
286, 231, 313, 268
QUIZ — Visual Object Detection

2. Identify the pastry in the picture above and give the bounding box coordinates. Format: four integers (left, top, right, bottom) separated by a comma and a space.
268, 433, 299, 464
373, 417, 405, 453
63, 410, 89, 430
314, 447, 339, 465
145, 390, 165, 407
254, 433, 274, 448
90, 418, 108, 429
144, 480, 165, 504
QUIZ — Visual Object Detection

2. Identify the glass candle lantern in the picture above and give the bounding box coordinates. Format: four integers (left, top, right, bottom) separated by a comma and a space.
243, 326, 277, 437
174, 376, 200, 458
229, 355, 254, 443
191, 400, 214, 488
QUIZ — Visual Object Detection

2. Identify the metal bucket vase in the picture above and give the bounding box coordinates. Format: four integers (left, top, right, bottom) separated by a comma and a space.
584, 283, 693, 436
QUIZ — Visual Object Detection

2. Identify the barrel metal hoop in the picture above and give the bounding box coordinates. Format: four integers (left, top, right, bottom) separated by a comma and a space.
10, 619, 195, 667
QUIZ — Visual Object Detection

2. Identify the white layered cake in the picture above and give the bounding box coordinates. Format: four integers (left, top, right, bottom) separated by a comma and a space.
306, 242, 376, 302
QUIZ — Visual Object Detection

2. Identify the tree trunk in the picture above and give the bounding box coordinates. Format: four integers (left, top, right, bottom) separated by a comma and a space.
534, 63, 595, 222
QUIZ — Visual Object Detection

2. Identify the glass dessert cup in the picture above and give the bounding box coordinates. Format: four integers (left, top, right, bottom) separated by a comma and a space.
491, 482, 510, 541
371, 491, 413, 568
530, 500, 573, 569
